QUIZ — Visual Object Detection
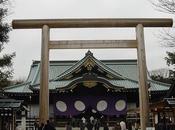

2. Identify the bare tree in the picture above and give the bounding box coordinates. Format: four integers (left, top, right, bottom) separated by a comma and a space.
158, 28, 175, 47
151, 0, 175, 80
151, 0, 175, 14
151, 0, 175, 47
11, 77, 26, 85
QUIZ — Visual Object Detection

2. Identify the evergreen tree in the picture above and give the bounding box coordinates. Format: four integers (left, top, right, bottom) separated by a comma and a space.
165, 51, 175, 81
0, 0, 15, 88
150, 74, 173, 84
151, 52, 175, 83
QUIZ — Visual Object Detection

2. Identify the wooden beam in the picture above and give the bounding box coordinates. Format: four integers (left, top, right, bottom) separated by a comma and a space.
49, 40, 137, 49
39, 25, 50, 124
12, 18, 173, 29
136, 24, 149, 130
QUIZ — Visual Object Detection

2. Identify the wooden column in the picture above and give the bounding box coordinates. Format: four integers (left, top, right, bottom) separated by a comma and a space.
39, 25, 50, 124
12, 110, 16, 130
136, 24, 149, 130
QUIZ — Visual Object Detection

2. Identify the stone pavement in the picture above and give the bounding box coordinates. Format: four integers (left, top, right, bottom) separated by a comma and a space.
55, 127, 114, 130
55, 127, 155, 130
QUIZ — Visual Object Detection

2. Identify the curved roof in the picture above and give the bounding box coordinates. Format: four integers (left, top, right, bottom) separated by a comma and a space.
55, 51, 125, 80
3, 51, 171, 93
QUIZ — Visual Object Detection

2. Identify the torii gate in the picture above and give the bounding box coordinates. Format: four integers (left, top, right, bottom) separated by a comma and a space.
12, 18, 172, 130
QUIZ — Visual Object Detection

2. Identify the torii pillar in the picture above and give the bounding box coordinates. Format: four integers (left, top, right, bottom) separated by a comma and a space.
39, 25, 50, 123
12, 18, 173, 129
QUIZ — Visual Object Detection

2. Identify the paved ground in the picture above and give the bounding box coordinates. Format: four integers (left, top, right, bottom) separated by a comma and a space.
55, 127, 155, 130
55, 127, 114, 130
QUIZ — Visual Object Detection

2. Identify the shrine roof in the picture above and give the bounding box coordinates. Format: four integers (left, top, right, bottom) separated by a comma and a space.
0, 99, 23, 109
3, 51, 171, 93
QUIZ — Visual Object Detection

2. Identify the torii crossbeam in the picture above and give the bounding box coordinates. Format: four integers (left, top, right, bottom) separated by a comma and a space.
12, 18, 173, 130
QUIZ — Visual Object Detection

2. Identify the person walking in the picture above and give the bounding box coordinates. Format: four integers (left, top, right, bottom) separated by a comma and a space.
95, 119, 100, 130
44, 120, 56, 130
80, 120, 86, 130
66, 122, 72, 130
103, 122, 109, 130
86, 119, 93, 130
34, 119, 39, 130
38, 123, 45, 130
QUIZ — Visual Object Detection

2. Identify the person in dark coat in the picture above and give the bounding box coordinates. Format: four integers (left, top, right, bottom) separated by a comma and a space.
95, 119, 100, 130
103, 123, 109, 130
66, 122, 72, 130
157, 119, 165, 130
34, 119, 39, 130
44, 120, 56, 130
86, 119, 93, 130
50, 118, 56, 129
38, 123, 45, 130
79, 120, 86, 130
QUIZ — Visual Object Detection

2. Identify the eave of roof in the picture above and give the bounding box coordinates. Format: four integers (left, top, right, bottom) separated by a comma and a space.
0, 99, 23, 109
3, 82, 33, 93
3, 51, 171, 93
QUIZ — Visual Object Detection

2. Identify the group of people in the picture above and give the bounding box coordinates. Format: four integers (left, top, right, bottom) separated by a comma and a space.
34, 120, 56, 130
66, 117, 127, 130
15, 117, 127, 130
155, 119, 175, 130
66, 119, 101, 130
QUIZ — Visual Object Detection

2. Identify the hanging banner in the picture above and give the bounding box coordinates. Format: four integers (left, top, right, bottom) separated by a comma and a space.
54, 95, 126, 116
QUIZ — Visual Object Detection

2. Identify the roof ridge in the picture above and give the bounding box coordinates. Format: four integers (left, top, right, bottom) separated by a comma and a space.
55, 51, 128, 80
91, 55, 126, 79
55, 54, 90, 80
31, 63, 40, 85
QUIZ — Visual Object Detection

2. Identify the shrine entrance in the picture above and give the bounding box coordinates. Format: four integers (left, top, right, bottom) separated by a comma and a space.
53, 75, 127, 127
12, 18, 173, 130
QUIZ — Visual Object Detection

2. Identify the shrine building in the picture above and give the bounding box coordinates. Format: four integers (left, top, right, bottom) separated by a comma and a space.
3, 51, 171, 128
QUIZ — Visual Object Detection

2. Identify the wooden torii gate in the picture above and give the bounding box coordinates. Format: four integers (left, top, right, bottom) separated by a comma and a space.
12, 18, 172, 130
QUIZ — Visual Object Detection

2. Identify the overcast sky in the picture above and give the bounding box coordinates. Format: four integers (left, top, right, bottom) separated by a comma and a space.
4, 0, 174, 79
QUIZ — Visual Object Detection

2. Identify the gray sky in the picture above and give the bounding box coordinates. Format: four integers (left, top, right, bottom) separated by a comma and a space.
4, 0, 174, 79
